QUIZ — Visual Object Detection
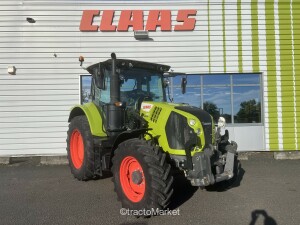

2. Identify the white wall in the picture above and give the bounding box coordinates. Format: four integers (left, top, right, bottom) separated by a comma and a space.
0, 0, 275, 155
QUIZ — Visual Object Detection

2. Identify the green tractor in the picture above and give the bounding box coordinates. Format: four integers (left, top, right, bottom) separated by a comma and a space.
67, 53, 238, 212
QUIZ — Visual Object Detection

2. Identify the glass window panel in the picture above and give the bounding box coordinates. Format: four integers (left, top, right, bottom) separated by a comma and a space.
233, 86, 261, 123
172, 75, 200, 86
232, 74, 260, 85
80, 72, 263, 124
172, 76, 182, 86
203, 86, 232, 123
81, 75, 92, 104
203, 74, 230, 85
170, 75, 201, 106
173, 86, 201, 107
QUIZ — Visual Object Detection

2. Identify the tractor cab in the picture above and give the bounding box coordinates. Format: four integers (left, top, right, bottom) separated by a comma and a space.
87, 57, 170, 110
86, 55, 171, 135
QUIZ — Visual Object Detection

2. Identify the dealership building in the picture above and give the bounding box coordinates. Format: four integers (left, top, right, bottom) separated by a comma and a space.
0, 0, 299, 156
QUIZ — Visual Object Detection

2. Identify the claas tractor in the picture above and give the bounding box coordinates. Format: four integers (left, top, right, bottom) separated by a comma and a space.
67, 53, 238, 212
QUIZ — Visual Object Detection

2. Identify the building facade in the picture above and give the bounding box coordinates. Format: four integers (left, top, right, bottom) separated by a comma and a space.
0, 0, 299, 156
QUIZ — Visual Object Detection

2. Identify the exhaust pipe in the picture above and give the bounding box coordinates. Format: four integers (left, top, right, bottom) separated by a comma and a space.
105, 53, 125, 136
110, 53, 120, 103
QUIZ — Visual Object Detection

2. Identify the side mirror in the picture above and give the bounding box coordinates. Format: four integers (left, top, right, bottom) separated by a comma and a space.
94, 64, 105, 90
181, 77, 187, 94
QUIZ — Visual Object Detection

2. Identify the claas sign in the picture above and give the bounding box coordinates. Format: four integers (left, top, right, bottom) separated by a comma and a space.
80, 10, 197, 32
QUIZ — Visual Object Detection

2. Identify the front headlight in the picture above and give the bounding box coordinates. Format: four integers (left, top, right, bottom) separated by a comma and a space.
189, 119, 196, 126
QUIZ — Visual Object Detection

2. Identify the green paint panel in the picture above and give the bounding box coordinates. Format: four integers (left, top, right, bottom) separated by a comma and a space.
208, 0, 211, 73
278, 15, 294, 20
282, 117, 295, 124
284, 144, 299, 149
278, 3, 300, 10
276, 35, 298, 41
268, 86, 291, 91
265, 0, 279, 150
264, 55, 277, 62
280, 28, 294, 34
269, 133, 278, 140
222, 0, 226, 73
293, 0, 300, 147
266, 68, 296, 72
267, 103, 278, 109
296, 106, 300, 112
268, 112, 295, 117
251, 0, 260, 73
69, 103, 106, 137
292, 39, 300, 45
266, 1, 295, 150
280, 49, 294, 55
237, 0, 243, 73
281, 81, 293, 85
281, 96, 294, 103
282, 138, 299, 143
281, 66, 294, 72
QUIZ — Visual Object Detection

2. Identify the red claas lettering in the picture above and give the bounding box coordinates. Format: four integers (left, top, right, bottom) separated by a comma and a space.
79, 9, 197, 32
117, 10, 144, 31
145, 10, 172, 31
79, 10, 100, 31
100, 10, 117, 31
174, 9, 197, 31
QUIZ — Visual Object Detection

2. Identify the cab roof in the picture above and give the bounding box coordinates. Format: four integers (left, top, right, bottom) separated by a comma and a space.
86, 58, 171, 75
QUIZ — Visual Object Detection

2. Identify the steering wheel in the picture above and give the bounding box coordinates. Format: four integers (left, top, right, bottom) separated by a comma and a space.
122, 89, 153, 110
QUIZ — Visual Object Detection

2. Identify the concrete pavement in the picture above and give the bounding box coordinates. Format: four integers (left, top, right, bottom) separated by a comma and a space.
0, 156, 299, 225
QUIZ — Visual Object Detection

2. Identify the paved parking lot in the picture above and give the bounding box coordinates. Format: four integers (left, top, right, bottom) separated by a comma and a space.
0, 155, 299, 225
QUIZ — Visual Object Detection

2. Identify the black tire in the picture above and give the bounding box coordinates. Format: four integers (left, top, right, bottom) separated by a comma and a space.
112, 138, 174, 214
66, 115, 96, 181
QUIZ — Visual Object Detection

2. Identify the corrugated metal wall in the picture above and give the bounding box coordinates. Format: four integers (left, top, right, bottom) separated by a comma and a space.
0, 0, 299, 156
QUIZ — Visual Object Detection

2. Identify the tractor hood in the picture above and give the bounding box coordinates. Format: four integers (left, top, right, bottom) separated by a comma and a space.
140, 102, 214, 156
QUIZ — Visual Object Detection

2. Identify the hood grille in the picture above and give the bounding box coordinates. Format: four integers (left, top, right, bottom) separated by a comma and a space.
150, 106, 162, 123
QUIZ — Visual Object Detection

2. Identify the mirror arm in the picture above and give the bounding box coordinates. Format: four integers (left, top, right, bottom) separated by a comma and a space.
181, 76, 187, 94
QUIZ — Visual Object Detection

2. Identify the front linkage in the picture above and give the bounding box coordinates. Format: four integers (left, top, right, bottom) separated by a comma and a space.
179, 118, 238, 187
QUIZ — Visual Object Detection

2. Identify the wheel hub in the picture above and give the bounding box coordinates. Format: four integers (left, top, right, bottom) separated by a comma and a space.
70, 129, 84, 169
119, 156, 146, 202
131, 170, 143, 185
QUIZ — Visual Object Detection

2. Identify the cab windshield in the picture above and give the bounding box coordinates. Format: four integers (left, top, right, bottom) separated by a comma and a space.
98, 68, 166, 105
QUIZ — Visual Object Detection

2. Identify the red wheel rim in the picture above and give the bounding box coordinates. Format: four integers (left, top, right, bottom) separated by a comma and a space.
70, 129, 84, 169
119, 156, 145, 202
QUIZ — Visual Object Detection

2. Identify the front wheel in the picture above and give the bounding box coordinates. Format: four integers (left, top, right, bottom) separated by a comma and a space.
112, 138, 174, 213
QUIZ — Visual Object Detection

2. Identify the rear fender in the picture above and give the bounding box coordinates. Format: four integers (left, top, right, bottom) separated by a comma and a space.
68, 102, 106, 137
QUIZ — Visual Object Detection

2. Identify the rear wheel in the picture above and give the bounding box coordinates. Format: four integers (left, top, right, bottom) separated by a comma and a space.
67, 116, 96, 180
112, 138, 174, 214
